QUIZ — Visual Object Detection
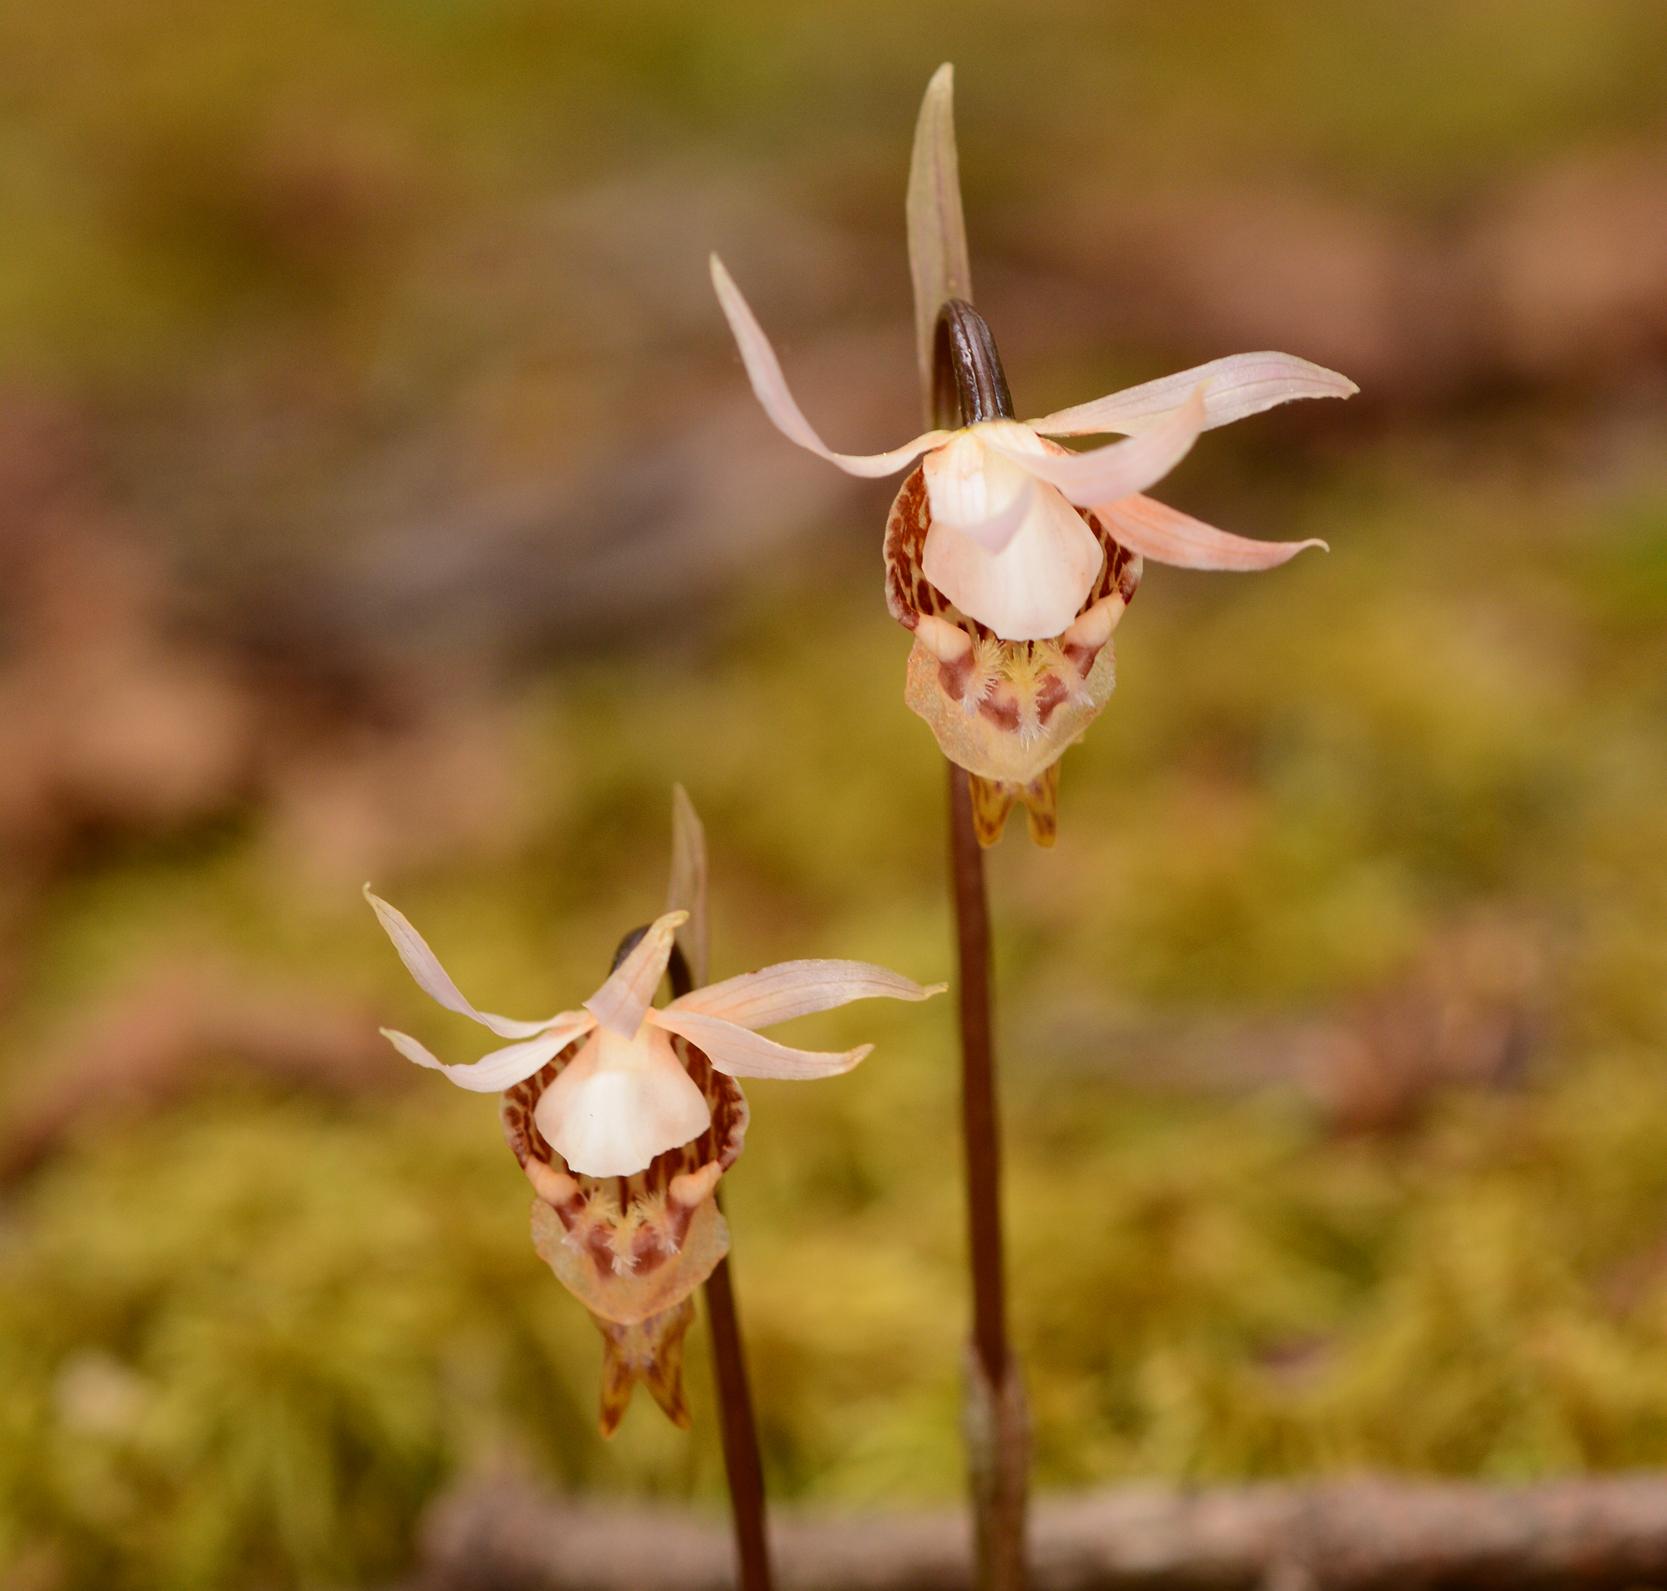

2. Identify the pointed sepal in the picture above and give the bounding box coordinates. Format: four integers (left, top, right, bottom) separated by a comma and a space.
907, 62, 973, 405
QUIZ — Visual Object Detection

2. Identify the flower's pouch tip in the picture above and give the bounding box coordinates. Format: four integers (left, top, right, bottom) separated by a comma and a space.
969, 773, 1017, 848
594, 1298, 696, 1437
970, 763, 1061, 849
1022, 762, 1061, 848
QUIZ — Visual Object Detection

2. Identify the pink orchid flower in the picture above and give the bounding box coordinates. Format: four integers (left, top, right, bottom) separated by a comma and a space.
712, 257, 1351, 644
711, 66, 1356, 843
367, 787, 942, 1432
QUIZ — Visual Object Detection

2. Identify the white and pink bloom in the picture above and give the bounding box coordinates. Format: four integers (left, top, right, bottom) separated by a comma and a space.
367, 787, 943, 1432
713, 259, 1349, 644
711, 65, 1356, 843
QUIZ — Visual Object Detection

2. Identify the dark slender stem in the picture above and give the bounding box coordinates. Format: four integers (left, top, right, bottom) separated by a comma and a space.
701, 1221, 770, 1591
946, 761, 1009, 1380
933, 299, 1029, 1591
648, 934, 774, 1591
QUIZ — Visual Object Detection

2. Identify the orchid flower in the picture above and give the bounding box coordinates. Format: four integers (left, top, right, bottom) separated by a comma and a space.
711, 65, 1356, 844
366, 787, 943, 1433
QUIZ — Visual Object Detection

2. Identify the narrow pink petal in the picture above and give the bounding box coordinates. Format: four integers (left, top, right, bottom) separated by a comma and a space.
652, 1007, 872, 1081
666, 959, 945, 1030
1029, 352, 1358, 438
1095, 492, 1328, 571
364, 885, 560, 1039
379, 1012, 595, 1094
664, 784, 709, 987
709, 255, 950, 476
984, 390, 1206, 509
584, 910, 687, 1038
922, 481, 1104, 641
907, 63, 973, 407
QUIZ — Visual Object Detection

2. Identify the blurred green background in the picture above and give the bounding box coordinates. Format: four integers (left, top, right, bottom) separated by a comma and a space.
6, 1, 1667, 1586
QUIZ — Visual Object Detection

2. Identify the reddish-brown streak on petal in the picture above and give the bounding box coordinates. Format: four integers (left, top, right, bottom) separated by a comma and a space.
978, 694, 1021, 733
1035, 673, 1069, 726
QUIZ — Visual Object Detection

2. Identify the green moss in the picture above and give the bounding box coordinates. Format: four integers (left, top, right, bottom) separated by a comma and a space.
11, 454, 1667, 1585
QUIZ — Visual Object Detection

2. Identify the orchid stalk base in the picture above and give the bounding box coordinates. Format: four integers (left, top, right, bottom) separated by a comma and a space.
947, 757, 1031, 1589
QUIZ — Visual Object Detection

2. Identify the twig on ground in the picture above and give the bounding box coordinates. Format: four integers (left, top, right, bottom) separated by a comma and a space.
407, 1472, 1667, 1591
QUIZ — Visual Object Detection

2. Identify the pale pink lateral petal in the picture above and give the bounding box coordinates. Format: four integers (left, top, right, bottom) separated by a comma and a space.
379, 1011, 595, 1094
985, 389, 1207, 509
380, 1027, 443, 1070
664, 784, 709, 987
1029, 352, 1358, 438
652, 1007, 873, 1081
1095, 493, 1328, 571
666, 959, 945, 1030
709, 255, 950, 476
584, 910, 688, 1038
922, 481, 1104, 641
364, 885, 560, 1039
907, 63, 974, 405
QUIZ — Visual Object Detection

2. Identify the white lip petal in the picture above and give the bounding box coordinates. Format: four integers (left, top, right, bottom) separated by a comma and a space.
923, 480, 1104, 641
380, 1012, 596, 1093
584, 910, 688, 1039
709, 255, 950, 477
1095, 492, 1328, 572
364, 885, 564, 1040
666, 959, 945, 1030
923, 431, 1038, 554
1029, 351, 1358, 438
907, 62, 974, 403
535, 1026, 712, 1178
985, 389, 1206, 509
664, 785, 709, 988
652, 1007, 872, 1081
